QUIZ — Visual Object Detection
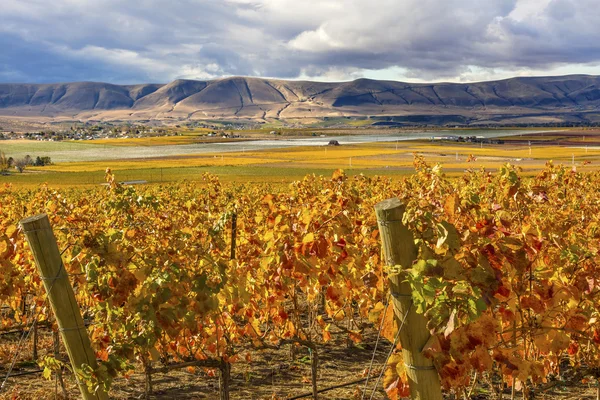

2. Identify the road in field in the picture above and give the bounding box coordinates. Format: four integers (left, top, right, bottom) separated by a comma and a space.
0, 129, 553, 162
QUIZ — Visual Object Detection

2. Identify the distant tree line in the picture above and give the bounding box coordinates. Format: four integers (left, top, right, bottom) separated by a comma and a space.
0, 152, 52, 174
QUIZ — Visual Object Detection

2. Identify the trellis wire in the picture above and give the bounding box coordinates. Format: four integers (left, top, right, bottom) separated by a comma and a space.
0, 263, 63, 393
361, 293, 391, 399
368, 303, 412, 400
1, 244, 71, 394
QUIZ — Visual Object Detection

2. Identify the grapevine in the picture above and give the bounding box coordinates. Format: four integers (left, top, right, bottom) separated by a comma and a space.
2, 159, 600, 399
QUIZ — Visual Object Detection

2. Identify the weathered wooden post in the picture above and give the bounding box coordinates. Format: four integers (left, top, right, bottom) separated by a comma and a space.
375, 198, 442, 400
20, 214, 108, 400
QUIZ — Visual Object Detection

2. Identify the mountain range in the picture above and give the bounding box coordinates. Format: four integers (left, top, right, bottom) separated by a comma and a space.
1, 75, 600, 125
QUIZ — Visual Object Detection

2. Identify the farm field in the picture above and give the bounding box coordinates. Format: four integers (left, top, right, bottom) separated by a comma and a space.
2, 128, 600, 187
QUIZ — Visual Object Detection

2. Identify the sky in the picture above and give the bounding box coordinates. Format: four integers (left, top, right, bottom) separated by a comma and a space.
1, 0, 599, 84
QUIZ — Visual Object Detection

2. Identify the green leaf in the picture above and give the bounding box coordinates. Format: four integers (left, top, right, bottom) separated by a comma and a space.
441, 258, 464, 280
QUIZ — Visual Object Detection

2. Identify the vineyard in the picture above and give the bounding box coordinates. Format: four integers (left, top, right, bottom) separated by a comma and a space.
2, 157, 600, 399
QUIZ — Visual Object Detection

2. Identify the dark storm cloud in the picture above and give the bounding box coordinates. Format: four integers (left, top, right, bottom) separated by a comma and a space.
0, 0, 599, 83
0, 32, 147, 83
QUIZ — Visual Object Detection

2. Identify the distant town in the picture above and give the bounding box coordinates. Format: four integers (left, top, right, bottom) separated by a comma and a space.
0, 122, 245, 142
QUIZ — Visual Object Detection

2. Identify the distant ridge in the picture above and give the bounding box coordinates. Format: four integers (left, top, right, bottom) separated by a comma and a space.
1, 75, 600, 125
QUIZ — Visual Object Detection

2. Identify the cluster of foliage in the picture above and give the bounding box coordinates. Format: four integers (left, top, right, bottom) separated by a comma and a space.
383, 158, 600, 398
2, 159, 600, 398
1, 168, 391, 394
0, 152, 52, 173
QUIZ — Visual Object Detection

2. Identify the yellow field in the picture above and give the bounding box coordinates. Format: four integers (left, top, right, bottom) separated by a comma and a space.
7, 137, 600, 188
40, 154, 286, 172
41, 141, 600, 173
35, 146, 400, 173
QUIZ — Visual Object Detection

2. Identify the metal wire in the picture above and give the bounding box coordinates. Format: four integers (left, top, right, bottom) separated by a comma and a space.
361, 293, 391, 400
0, 260, 65, 393
368, 303, 412, 400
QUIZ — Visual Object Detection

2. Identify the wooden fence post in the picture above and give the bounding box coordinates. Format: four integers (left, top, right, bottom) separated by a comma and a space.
20, 214, 108, 400
375, 198, 443, 400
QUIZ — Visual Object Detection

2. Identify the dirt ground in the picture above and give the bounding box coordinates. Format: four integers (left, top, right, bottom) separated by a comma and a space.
2, 325, 600, 400
1, 324, 392, 399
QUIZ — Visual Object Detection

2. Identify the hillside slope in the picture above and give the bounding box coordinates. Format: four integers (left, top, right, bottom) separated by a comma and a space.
1, 75, 599, 124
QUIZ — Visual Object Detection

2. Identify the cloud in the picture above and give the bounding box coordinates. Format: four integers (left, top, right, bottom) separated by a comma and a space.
0, 0, 599, 84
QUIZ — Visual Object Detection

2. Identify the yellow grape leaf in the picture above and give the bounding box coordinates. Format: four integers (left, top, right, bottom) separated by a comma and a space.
333, 309, 346, 321
262, 194, 274, 206
464, 314, 497, 348
302, 233, 315, 244
0, 237, 8, 257
285, 320, 297, 337
381, 306, 397, 344
252, 318, 263, 337
332, 169, 345, 180
368, 302, 385, 324
444, 194, 457, 218
383, 354, 404, 400
132, 267, 147, 283
323, 329, 331, 343
316, 315, 326, 327
107, 227, 118, 237
46, 201, 57, 213
301, 210, 312, 225
5, 224, 17, 238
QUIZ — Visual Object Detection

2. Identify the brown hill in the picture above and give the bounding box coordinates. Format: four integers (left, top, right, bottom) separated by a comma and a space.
1, 75, 599, 125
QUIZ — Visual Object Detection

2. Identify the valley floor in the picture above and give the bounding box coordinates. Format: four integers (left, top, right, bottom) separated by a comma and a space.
2, 128, 600, 188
